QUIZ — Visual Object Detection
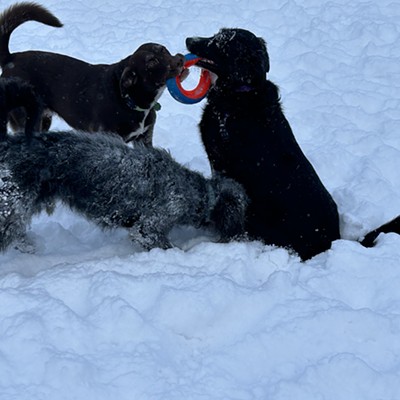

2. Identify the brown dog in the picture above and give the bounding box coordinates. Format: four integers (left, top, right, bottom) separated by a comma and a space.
0, 2, 184, 145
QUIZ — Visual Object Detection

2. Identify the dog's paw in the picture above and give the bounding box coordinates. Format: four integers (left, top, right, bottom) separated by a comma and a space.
129, 227, 173, 251
14, 234, 37, 254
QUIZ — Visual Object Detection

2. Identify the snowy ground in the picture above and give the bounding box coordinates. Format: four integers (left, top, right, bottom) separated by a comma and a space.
1, 0, 400, 399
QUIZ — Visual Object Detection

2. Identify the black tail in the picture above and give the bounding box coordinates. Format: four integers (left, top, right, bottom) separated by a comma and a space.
210, 175, 249, 241
360, 216, 400, 247
0, 77, 42, 141
0, 2, 63, 66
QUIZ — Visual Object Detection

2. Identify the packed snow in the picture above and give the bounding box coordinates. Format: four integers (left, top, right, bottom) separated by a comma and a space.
0, 0, 399, 399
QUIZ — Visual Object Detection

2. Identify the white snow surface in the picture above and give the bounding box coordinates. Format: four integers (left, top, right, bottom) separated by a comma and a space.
1, 0, 400, 399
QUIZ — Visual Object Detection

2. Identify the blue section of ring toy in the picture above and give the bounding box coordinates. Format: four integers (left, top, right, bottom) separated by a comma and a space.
166, 54, 208, 104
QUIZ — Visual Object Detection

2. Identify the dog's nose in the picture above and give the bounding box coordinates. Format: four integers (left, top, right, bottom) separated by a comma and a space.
185, 37, 196, 48
186, 37, 204, 49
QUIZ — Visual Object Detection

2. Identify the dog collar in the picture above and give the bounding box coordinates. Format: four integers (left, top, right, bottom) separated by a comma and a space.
124, 95, 161, 112
235, 85, 254, 93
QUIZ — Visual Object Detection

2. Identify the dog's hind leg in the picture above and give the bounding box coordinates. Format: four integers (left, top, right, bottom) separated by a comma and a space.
8, 107, 28, 133
8, 106, 49, 136
39, 110, 52, 132
0, 172, 34, 252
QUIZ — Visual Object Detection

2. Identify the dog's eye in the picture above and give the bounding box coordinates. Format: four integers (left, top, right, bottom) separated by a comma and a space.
147, 58, 160, 70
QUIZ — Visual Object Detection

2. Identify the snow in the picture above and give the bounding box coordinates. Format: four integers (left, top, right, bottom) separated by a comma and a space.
1, 0, 400, 399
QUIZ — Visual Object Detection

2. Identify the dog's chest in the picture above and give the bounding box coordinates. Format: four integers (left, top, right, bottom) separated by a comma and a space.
125, 108, 152, 142
124, 87, 164, 142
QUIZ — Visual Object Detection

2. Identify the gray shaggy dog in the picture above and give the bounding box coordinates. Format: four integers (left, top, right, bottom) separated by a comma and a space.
0, 130, 248, 252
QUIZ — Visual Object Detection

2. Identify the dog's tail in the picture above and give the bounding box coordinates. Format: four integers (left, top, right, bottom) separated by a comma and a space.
210, 175, 249, 241
360, 215, 400, 247
0, 2, 63, 66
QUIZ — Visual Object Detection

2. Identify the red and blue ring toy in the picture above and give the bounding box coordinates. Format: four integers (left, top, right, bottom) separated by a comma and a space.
167, 53, 211, 104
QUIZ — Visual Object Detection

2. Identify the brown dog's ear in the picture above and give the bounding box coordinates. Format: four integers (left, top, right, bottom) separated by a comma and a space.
120, 67, 137, 97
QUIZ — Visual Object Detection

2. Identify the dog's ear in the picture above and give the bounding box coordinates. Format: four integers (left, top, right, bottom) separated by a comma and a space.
258, 37, 270, 74
120, 67, 138, 97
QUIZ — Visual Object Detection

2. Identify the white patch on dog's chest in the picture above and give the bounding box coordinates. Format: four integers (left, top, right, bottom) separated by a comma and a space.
126, 87, 164, 142
126, 108, 151, 142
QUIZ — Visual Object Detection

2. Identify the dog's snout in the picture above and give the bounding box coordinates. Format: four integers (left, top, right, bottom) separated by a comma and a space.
175, 53, 184, 66
186, 37, 197, 48
171, 54, 184, 74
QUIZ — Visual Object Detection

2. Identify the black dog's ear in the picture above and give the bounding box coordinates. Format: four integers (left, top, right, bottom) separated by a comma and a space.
120, 67, 137, 97
258, 37, 270, 73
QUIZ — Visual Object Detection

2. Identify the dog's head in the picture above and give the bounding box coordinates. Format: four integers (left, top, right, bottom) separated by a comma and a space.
209, 175, 248, 241
120, 43, 184, 108
186, 28, 269, 87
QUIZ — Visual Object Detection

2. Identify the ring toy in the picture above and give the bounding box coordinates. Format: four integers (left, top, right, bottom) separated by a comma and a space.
167, 53, 211, 104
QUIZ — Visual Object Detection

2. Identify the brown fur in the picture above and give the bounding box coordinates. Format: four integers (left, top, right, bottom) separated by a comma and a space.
0, 2, 184, 145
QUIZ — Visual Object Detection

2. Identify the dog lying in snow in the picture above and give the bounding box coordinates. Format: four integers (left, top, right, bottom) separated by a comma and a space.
0, 2, 184, 145
186, 28, 400, 259
0, 78, 248, 252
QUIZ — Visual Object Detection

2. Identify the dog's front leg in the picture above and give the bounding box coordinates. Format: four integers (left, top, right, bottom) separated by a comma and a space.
128, 221, 172, 251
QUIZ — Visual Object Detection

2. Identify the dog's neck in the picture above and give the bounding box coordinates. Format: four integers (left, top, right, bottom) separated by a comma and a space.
213, 73, 268, 94
124, 95, 161, 113
123, 84, 165, 114
211, 79, 280, 107
235, 85, 255, 93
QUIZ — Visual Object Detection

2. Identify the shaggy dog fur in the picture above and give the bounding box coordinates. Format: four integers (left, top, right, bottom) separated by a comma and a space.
0, 2, 184, 145
186, 28, 340, 260
0, 70, 247, 253
0, 129, 248, 252
186, 28, 400, 259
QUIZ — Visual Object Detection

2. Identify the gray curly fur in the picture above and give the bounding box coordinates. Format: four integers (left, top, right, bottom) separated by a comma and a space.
0, 131, 248, 252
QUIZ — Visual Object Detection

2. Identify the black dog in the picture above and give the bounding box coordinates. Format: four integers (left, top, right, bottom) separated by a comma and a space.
0, 2, 184, 145
0, 79, 248, 252
186, 28, 399, 259
0, 77, 42, 140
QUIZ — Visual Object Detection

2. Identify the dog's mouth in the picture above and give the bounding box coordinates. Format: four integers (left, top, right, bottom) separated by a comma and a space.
166, 54, 185, 80
193, 58, 218, 75
169, 64, 185, 79
186, 37, 219, 74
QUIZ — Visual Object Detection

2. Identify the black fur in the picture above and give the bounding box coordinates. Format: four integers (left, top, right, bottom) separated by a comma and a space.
186, 28, 340, 260
186, 28, 400, 259
0, 77, 42, 140
0, 2, 184, 145
361, 216, 400, 247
